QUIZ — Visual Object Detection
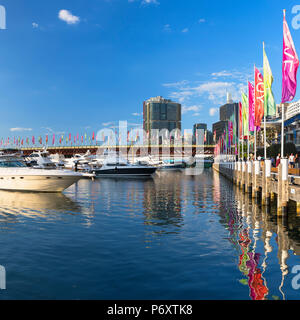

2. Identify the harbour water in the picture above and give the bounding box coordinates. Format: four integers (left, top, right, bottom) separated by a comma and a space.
0, 169, 299, 299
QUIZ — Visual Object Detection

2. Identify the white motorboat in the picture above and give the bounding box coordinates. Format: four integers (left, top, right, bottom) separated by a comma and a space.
156, 159, 187, 171
91, 153, 157, 177
26, 149, 57, 169
0, 154, 83, 192
64, 150, 93, 171
49, 153, 66, 168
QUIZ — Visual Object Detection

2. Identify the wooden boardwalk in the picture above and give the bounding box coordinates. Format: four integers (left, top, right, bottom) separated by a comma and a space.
213, 160, 300, 215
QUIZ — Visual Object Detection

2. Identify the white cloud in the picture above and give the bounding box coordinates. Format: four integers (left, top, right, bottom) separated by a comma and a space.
58, 10, 80, 25
182, 105, 202, 114
102, 122, 114, 127
32, 22, 39, 29
199, 18, 206, 23
163, 80, 189, 88
209, 108, 218, 117
141, 0, 160, 5
10, 128, 32, 132
163, 24, 171, 32
182, 28, 189, 33
132, 112, 142, 116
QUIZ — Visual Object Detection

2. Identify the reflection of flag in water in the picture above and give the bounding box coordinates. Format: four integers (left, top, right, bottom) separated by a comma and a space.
238, 229, 268, 300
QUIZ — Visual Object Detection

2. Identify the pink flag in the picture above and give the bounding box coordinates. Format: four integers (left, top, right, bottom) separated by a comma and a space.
282, 9, 299, 103
248, 81, 255, 132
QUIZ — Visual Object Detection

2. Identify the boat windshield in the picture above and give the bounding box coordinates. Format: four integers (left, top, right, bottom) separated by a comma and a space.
0, 160, 27, 168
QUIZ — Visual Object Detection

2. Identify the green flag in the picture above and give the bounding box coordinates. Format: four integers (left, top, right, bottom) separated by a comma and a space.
242, 92, 248, 137
263, 44, 276, 116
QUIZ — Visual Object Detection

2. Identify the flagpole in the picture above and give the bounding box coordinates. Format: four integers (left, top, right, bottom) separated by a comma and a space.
241, 96, 244, 161
263, 42, 267, 160
280, 103, 284, 160
254, 64, 257, 160
247, 81, 250, 161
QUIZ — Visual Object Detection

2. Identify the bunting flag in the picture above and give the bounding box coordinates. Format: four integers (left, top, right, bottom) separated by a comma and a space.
52, 134, 55, 145
263, 43, 276, 116
248, 81, 255, 133
282, 9, 299, 103
46, 135, 48, 144
254, 67, 264, 128
242, 92, 249, 137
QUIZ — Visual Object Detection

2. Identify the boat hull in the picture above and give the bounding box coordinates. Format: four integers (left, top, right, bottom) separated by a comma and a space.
157, 164, 186, 171
0, 172, 82, 192
93, 167, 157, 177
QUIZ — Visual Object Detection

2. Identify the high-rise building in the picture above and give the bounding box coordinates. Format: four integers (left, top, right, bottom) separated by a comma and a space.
193, 123, 207, 137
143, 96, 181, 134
212, 93, 239, 143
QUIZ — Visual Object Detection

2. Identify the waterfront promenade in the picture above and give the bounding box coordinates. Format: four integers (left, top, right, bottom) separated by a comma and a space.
213, 160, 300, 214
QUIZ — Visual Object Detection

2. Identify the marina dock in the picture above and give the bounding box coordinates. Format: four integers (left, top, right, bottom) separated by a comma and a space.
213, 160, 300, 214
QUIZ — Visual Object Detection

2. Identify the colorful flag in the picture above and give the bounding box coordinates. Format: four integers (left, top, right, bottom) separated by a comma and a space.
239, 102, 243, 137
248, 81, 255, 133
282, 9, 299, 103
263, 43, 276, 116
52, 134, 55, 145
242, 93, 249, 137
254, 67, 264, 127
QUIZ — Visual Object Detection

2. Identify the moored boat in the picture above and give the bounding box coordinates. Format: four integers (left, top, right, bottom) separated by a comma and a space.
0, 154, 83, 192
91, 153, 156, 177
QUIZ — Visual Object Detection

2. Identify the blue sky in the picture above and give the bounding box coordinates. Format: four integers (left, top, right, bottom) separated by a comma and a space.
0, 0, 299, 141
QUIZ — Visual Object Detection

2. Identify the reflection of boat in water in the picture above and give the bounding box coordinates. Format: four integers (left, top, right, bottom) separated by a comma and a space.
157, 159, 186, 171
194, 155, 214, 168
0, 190, 81, 217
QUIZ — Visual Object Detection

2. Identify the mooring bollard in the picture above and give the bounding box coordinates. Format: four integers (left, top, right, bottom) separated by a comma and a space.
247, 160, 252, 194
265, 159, 271, 206
242, 161, 246, 192
252, 160, 260, 199
237, 161, 241, 187
281, 159, 289, 214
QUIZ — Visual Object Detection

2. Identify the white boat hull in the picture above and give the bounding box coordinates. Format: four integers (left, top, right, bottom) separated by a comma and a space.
0, 169, 82, 192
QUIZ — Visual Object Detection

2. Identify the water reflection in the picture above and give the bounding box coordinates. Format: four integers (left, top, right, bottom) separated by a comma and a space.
143, 173, 183, 230
0, 190, 81, 225
225, 182, 300, 300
